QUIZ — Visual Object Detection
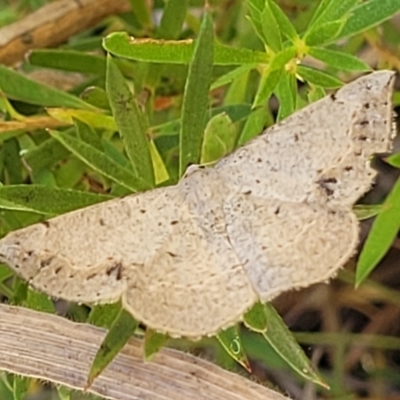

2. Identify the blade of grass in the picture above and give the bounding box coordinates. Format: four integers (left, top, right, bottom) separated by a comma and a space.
179, 10, 214, 175
106, 55, 155, 187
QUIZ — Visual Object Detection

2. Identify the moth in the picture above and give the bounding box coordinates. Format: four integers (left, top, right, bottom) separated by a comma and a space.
0, 71, 395, 339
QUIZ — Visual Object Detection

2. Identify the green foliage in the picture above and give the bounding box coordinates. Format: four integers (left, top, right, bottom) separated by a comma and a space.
0, 1, 399, 399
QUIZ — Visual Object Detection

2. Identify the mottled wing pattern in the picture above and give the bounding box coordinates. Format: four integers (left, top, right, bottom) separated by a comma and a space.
216, 71, 395, 208
0, 186, 182, 304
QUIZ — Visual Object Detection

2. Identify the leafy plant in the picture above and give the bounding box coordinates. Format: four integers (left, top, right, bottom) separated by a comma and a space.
0, 0, 399, 399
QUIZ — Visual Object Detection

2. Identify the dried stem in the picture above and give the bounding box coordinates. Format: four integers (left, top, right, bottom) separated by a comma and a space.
0, 304, 289, 400
0, 0, 132, 65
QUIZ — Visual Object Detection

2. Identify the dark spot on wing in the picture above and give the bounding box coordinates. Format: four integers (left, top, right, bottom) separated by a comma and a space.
140, 209, 146, 214
40, 257, 54, 268
40, 221, 50, 228
106, 262, 123, 280
167, 251, 177, 258
99, 218, 105, 226
170, 220, 179, 225
330, 93, 337, 101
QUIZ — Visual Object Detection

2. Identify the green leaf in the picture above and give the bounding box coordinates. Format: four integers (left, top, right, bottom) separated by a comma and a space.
26, 288, 55, 313
238, 106, 270, 146
149, 140, 169, 184
57, 386, 72, 400
262, 303, 328, 388
353, 204, 383, 220
74, 119, 103, 151
275, 72, 296, 121
144, 329, 169, 360
24, 137, 71, 174
0, 185, 111, 215
307, 0, 358, 30
211, 64, 256, 91
88, 303, 122, 329
28, 49, 106, 75
338, 0, 400, 40
157, 0, 188, 39
217, 325, 250, 372
261, 1, 282, 52
269, 0, 298, 41
304, 19, 346, 46
253, 67, 283, 107
3, 139, 23, 184
50, 130, 151, 192
356, 176, 400, 286
80, 86, 111, 110
308, 47, 371, 71
0, 65, 95, 110
47, 108, 116, 131
200, 113, 236, 164
87, 308, 138, 386
387, 151, 400, 168
297, 65, 343, 89
179, 11, 214, 175
127, 0, 152, 29
106, 56, 155, 186
12, 376, 29, 400
103, 32, 268, 65
243, 302, 267, 333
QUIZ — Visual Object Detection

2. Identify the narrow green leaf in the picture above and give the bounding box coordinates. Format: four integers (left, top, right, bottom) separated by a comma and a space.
269, 0, 298, 41
238, 106, 270, 146
353, 204, 383, 220
307, 0, 358, 29
179, 11, 214, 175
50, 130, 151, 192
47, 108, 116, 131
275, 72, 296, 121
262, 303, 328, 388
308, 47, 371, 71
217, 325, 251, 372
80, 86, 111, 110
87, 308, 138, 386
158, 0, 188, 39
12, 376, 29, 400
253, 67, 283, 107
103, 32, 268, 65
338, 0, 400, 40
387, 151, 400, 168
261, 2, 282, 51
307, 0, 334, 29
106, 55, 155, 186
149, 140, 169, 184
127, 0, 152, 29
3, 139, 23, 184
243, 302, 267, 333
211, 64, 256, 91
26, 288, 55, 313
88, 303, 122, 329
0, 185, 111, 215
74, 119, 103, 151
201, 113, 236, 164
144, 329, 169, 360
24, 137, 71, 173
304, 19, 346, 46
356, 176, 400, 286
0, 65, 95, 110
28, 49, 106, 75
297, 65, 343, 89
57, 386, 72, 400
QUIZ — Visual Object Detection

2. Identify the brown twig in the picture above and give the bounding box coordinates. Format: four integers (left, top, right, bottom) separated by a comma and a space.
0, 0, 132, 65
0, 304, 289, 400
